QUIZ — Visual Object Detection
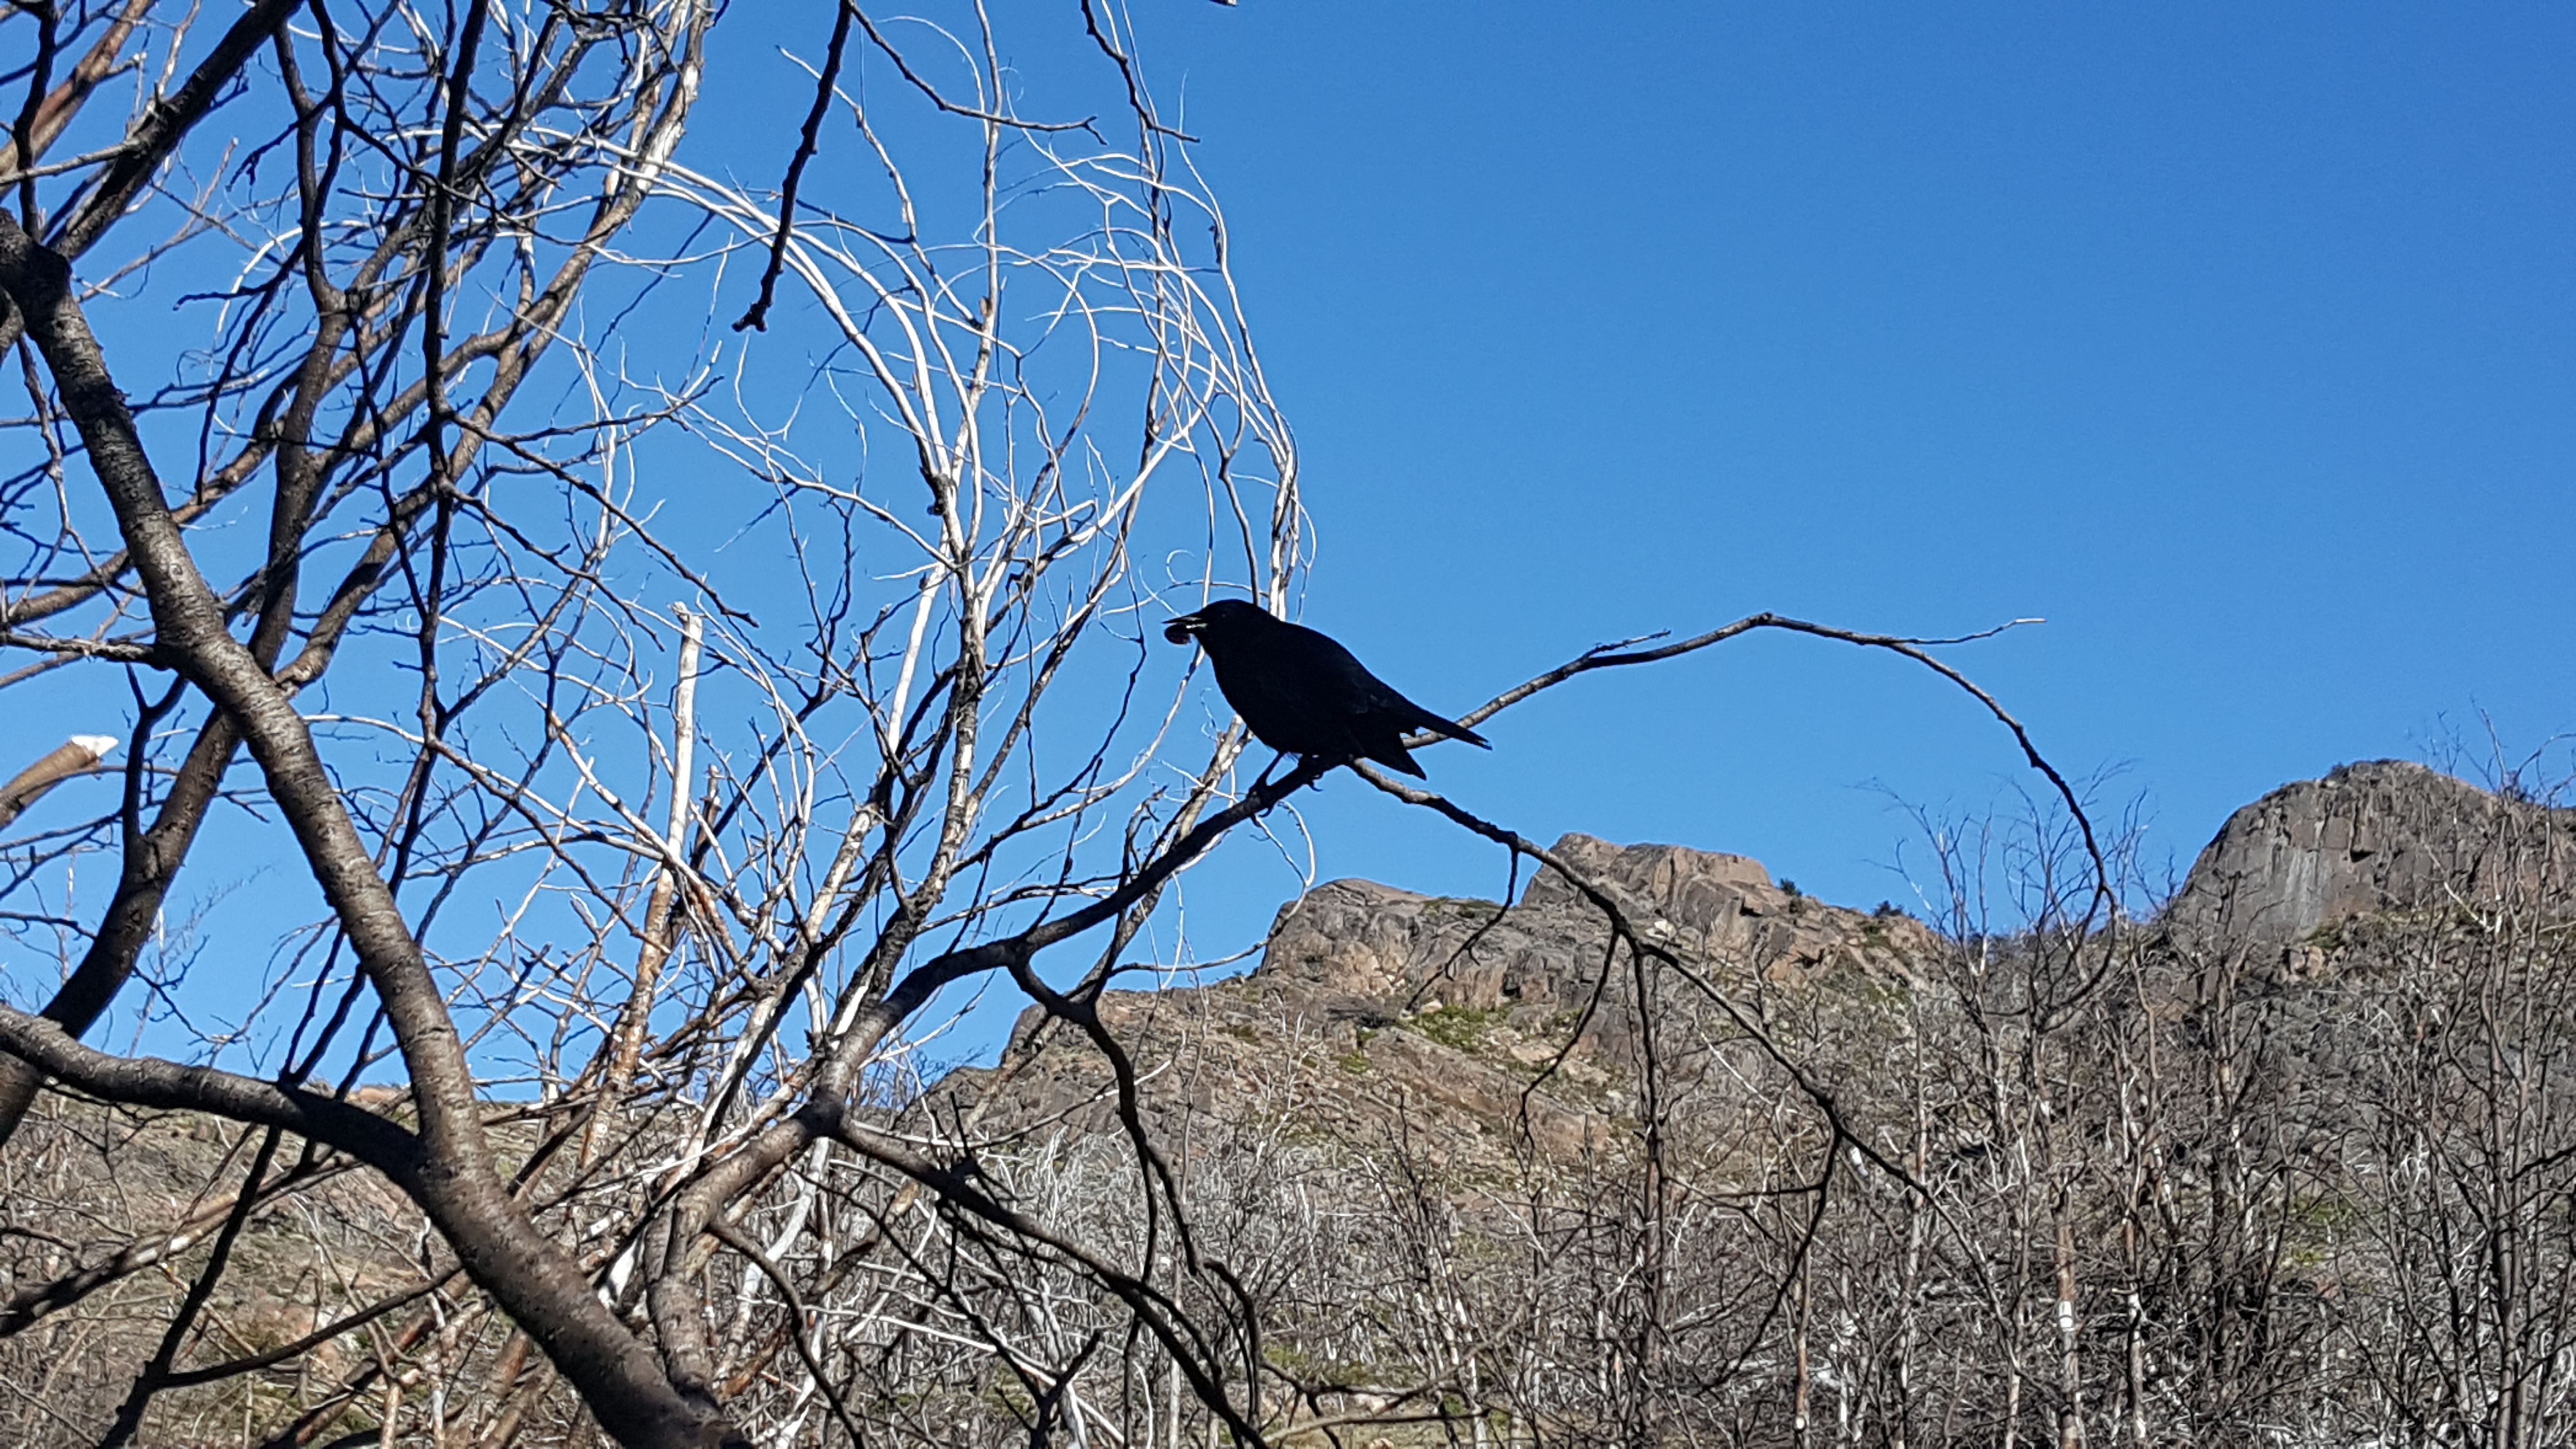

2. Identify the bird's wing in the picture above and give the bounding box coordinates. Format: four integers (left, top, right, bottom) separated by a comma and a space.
1352, 671, 1489, 748
1279, 625, 1491, 749
1243, 621, 1488, 760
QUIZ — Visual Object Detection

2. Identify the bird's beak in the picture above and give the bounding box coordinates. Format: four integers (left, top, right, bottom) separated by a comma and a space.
1162, 611, 1204, 645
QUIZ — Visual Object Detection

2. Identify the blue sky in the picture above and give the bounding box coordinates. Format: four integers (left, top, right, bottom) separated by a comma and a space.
7, 3, 2571, 1073
1092, 1, 2576, 932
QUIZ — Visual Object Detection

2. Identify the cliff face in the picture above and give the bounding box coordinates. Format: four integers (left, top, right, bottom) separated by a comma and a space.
2158, 759, 2576, 947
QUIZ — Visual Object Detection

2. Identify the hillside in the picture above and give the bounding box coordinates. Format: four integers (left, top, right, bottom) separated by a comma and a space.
920, 758, 2576, 1445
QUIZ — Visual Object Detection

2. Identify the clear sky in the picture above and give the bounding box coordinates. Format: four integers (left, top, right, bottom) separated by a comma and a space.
7, 3, 2570, 1073
1095, 0, 2576, 939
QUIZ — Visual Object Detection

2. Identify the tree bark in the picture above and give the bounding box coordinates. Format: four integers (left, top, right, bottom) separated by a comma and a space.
0, 212, 743, 1449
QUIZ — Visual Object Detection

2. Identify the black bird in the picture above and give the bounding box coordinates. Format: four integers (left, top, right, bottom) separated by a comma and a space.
1164, 599, 1489, 778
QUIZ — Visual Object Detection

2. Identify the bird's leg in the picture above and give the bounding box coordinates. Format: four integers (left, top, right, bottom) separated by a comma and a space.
1247, 750, 1290, 792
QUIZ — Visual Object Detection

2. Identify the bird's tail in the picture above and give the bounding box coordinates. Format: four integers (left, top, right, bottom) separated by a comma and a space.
1417, 710, 1489, 749
1363, 743, 1430, 778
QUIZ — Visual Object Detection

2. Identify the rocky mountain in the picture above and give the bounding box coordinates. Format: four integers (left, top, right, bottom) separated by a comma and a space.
2160, 758, 2576, 947
933, 831, 1938, 1172
944, 759, 2572, 1164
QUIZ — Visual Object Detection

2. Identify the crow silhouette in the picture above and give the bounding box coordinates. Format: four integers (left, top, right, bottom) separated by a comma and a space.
1164, 599, 1489, 777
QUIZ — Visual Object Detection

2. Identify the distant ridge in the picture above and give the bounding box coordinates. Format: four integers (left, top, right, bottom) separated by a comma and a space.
944, 760, 2576, 1154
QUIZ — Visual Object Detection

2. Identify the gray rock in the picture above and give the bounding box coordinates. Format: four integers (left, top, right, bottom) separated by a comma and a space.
937, 833, 1937, 1168
2161, 759, 2575, 947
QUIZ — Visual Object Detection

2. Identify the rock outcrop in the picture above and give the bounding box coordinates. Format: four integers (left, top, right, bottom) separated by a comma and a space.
2158, 760, 2576, 946
935, 832, 1937, 1167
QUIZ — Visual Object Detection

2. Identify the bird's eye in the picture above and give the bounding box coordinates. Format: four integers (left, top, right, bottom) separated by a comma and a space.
1162, 623, 1192, 644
